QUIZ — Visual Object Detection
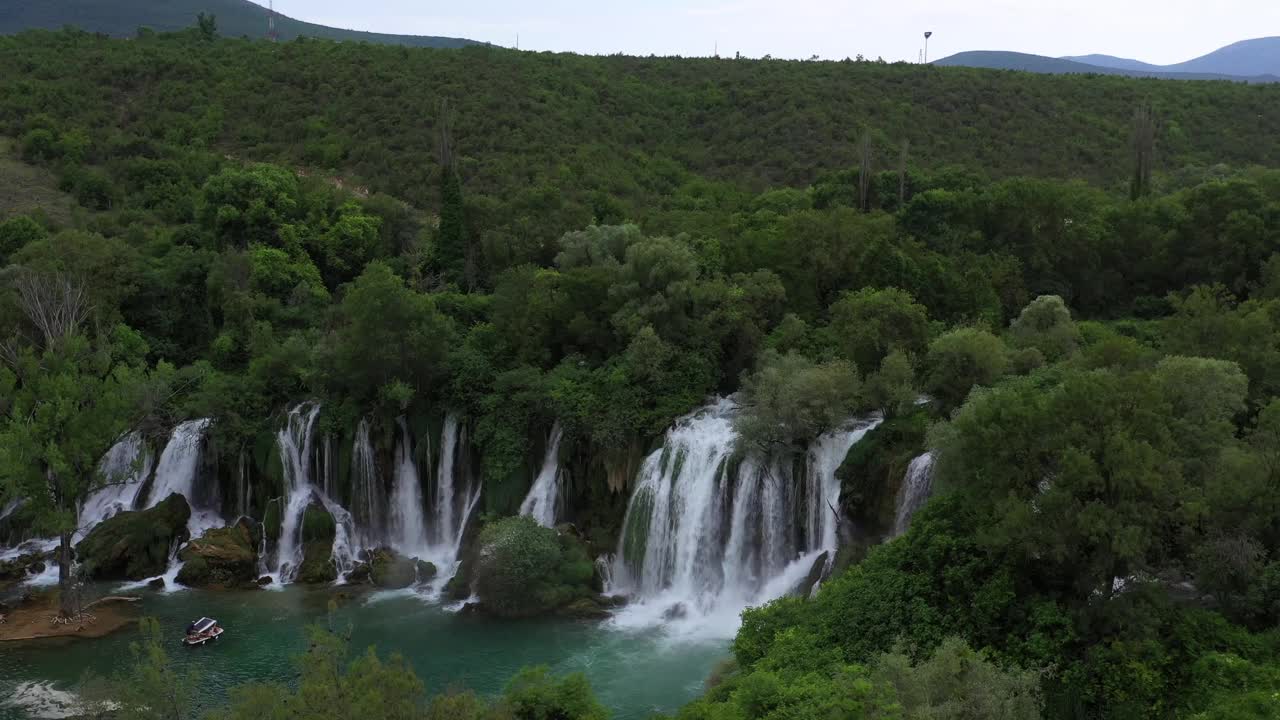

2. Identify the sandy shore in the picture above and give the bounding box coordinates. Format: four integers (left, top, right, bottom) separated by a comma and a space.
0, 593, 140, 642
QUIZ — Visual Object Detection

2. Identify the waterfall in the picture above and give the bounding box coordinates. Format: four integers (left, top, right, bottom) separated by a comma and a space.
257, 521, 271, 579
78, 433, 153, 540
273, 403, 321, 582
520, 422, 565, 527
272, 403, 362, 584
432, 414, 462, 547
610, 398, 880, 637
350, 419, 386, 548
389, 418, 429, 555
893, 452, 936, 536
236, 451, 248, 517
596, 554, 617, 595
322, 435, 334, 498
145, 419, 222, 539
417, 413, 481, 580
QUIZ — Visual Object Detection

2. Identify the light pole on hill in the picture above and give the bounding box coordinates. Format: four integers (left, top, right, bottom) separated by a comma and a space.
924, 31, 933, 63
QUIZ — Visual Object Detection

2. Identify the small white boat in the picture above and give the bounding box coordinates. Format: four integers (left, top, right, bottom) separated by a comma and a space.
182, 617, 224, 646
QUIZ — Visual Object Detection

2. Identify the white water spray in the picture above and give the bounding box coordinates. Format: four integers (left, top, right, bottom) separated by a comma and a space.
610, 398, 880, 638
144, 419, 223, 546
389, 418, 429, 556
893, 452, 935, 536
271, 403, 362, 584
273, 403, 321, 583
350, 419, 386, 548
520, 422, 564, 527
78, 433, 152, 540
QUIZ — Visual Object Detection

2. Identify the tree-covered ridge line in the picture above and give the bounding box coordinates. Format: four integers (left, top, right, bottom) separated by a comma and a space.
2, 25, 1280, 720
0, 28, 1277, 217
0, 0, 482, 48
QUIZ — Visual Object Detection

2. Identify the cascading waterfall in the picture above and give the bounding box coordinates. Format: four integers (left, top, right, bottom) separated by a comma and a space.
389, 418, 429, 555
611, 398, 880, 637
420, 413, 481, 577
236, 450, 251, 518
77, 433, 153, 540
350, 419, 386, 548
432, 414, 462, 548
256, 520, 271, 579
273, 403, 321, 582
145, 419, 222, 539
893, 452, 936, 536
272, 403, 362, 583
519, 421, 564, 527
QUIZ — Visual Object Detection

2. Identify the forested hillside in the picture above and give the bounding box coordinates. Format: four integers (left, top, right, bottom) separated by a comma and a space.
3, 25, 1280, 720
0, 0, 480, 48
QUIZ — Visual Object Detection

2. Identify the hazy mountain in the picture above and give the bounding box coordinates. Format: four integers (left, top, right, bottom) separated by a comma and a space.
1066, 37, 1279, 78
1062, 54, 1163, 73
937, 49, 1278, 83
0, 0, 481, 48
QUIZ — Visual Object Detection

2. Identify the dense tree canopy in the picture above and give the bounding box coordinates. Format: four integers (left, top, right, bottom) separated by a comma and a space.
1, 23, 1280, 720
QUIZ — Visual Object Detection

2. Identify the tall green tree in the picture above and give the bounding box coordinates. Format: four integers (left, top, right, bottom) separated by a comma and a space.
0, 271, 157, 616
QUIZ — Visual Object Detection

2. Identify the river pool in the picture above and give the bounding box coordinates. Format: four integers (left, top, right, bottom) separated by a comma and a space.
0, 584, 729, 720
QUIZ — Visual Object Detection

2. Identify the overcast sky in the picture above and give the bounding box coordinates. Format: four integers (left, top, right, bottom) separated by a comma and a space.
274, 1, 1278, 64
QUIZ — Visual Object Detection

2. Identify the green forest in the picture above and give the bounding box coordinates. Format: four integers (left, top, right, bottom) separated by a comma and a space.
2, 19, 1280, 720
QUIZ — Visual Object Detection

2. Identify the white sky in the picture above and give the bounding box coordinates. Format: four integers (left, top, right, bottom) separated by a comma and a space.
271, 0, 1279, 64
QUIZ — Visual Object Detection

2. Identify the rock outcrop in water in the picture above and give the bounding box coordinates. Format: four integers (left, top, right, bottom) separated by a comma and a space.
470, 517, 599, 618
175, 519, 259, 588
296, 501, 338, 583
350, 547, 439, 589
0, 551, 47, 585
76, 493, 191, 580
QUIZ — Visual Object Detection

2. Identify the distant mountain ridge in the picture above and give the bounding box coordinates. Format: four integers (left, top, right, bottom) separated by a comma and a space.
0, 0, 482, 48
1066, 37, 1280, 78
941, 37, 1279, 83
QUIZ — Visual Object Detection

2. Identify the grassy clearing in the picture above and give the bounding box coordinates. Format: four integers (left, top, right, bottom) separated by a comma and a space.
0, 137, 75, 226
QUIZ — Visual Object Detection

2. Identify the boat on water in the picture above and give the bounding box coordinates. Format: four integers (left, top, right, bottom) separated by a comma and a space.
182, 617, 224, 646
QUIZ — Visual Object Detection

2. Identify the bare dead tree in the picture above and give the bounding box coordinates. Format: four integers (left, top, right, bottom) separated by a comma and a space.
2, 270, 91, 370
898, 138, 910, 208
15, 270, 90, 348
858, 132, 874, 212
1131, 103, 1157, 200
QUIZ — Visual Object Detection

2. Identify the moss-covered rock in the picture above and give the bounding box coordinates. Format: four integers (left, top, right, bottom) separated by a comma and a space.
262, 499, 282, 542
301, 501, 336, 543
295, 501, 336, 584
76, 494, 191, 580
0, 551, 47, 583
353, 548, 438, 588
175, 519, 258, 588
556, 596, 613, 620
367, 548, 415, 589
837, 410, 929, 544
472, 516, 599, 618
297, 541, 337, 583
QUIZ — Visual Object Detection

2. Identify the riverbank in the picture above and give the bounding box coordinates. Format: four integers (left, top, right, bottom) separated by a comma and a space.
0, 593, 140, 642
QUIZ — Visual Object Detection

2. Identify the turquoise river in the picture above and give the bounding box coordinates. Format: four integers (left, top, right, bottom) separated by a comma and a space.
0, 584, 729, 720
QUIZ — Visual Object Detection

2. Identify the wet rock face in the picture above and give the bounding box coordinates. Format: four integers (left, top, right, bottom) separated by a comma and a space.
0, 552, 48, 583
364, 548, 415, 589
75, 494, 191, 581
296, 502, 337, 584
796, 551, 831, 598
175, 521, 258, 588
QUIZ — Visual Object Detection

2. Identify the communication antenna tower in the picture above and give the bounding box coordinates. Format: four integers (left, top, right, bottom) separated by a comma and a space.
268, 1, 279, 42
923, 31, 933, 63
